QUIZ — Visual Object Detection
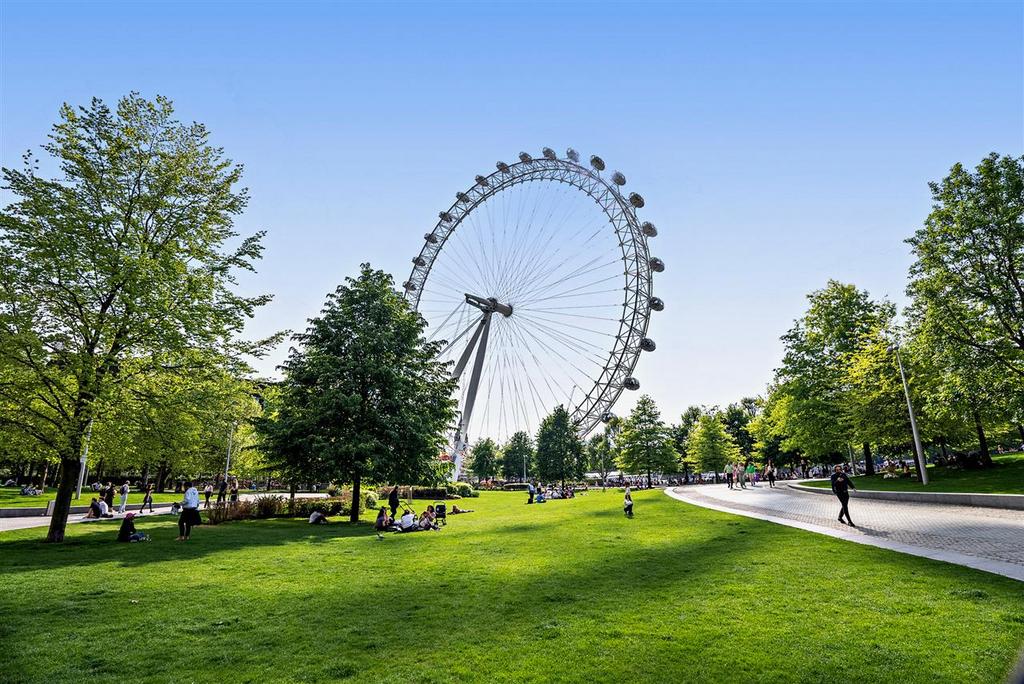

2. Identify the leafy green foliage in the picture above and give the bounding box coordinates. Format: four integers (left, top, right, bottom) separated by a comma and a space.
534, 406, 584, 487
616, 394, 678, 486
500, 431, 534, 480
688, 413, 739, 476
256, 265, 457, 521
469, 438, 499, 482
0, 94, 278, 541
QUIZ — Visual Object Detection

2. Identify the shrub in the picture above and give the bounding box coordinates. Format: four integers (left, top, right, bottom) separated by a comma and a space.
363, 490, 378, 511
205, 501, 255, 525
446, 482, 475, 498
326, 484, 341, 497
253, 494, 285, 519
503, 482, 531, 491
289, 497, 347, 519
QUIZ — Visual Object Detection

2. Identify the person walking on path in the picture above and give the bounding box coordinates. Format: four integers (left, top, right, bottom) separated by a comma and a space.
117, 481, 130, 514
745, 463, 757, 488
734, 463, 745, 489
388, 485, 401, 518
830, 465, 857, 527
216, 477, 227, 505
766, 464, 776, 488
204, 483, 214, 508
725, 463, 734, 490
177, 481, 202, 541
527, 481, 536, 504
229, 480, 239, 504
623, 486, 634, 517
140, 484, 154, 513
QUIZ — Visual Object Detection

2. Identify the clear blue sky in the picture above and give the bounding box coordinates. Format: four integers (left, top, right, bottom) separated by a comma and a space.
2, 1, 1022, 424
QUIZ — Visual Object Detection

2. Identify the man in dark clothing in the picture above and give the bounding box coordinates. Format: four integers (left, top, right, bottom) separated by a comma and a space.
103, 483, 115, 509
216, 478, 228, 504
830, 465, 857, 526
388, 486, 401, 518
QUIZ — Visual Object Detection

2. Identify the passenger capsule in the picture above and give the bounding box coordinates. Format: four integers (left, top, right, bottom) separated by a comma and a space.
424, 233, 438, 244
542, 147, 557, 160
519, 152, 533, 162
496, 161, 510, 173
566, 148, 580, 162
649, 257, 665, 272
640, 338, 656, 352
475, 175, 489, 187
629, 192, 645, 208
412, 256, 426, 267
439, 211, 453, 222
590, 155, 606, 171
456, 192, 471, 203
611, 171, 626, 186
641, 221, 658, 237
402, 281, 417, 291
623, 377, 640, 391
649, 297, 664, 311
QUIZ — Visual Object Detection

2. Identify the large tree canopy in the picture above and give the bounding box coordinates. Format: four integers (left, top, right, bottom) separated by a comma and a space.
258, 265, 456, 521
0, 94, 276, 541
616, 394, 678, 487
534, 406, 584, 489
907, 154, 1024, 379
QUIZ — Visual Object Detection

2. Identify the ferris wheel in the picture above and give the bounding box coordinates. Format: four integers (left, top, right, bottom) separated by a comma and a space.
403, 148, 664, 479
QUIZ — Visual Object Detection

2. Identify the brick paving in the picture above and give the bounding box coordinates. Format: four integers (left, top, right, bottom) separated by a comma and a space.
669, 483, 1024, 578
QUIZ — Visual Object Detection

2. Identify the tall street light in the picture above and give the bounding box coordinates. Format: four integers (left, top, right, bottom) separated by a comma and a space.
891, 342, 929, 485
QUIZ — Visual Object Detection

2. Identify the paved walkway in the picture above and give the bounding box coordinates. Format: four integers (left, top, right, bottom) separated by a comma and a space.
667, 483, 1024, 582
0, 493, 328, 534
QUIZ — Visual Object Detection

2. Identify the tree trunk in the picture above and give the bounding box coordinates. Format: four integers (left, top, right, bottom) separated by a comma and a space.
156, 462, 167, 493
1017, 424, 1024, 446
646, 468, 652, 488
26, 461, 36, 486
140, 463, 150, 486
350, 475, 361, 523
973, 410, 992, 467
861, 443, 875, 476
94, 458, 104, 483
45, 451, 82, 544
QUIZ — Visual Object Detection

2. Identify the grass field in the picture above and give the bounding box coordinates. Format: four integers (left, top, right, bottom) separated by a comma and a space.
1, 490, 1022, 683
802, 452, 1024, 494
0, 487, 189, 509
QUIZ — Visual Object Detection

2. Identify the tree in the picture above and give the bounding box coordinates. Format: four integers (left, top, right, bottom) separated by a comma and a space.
586, 426, 616, 489
722, 400, 757, 459
775, 281, 890, 474
688, 413, 740, 480
0, 94, 277, 542
748, 388, 801, 470
907, 154, 1024, 379
616, 394, 678, 487
670, 405, 703, 479
501, 431, 534, 481
534, 406, 584, 489
469, 438, 499, 483
259, 265, 456, 521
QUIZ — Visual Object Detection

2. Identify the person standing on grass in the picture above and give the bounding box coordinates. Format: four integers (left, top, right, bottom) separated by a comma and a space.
140, 484, 154, 514
117, 480, 130, 514
388, 485, 400, 518
830, 465, 857, 527
103, 482, 115, 509
623, 486, 634, 517
527, 480, 536, 504
204, 482, 214, 508
216, 477, 228, 505
177, 481, 202, 541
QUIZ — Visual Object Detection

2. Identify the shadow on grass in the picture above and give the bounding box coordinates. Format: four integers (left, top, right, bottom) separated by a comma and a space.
0, 515, 377, 574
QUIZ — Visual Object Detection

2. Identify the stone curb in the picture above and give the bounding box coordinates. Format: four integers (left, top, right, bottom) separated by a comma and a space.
787, 483, 1024, 511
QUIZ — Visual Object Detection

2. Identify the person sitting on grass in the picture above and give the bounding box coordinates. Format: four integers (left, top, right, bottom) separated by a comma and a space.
398, 509, 419, 532
85, 497, 104, 519
96, 497, 113, 518
116, 513, 148, 542
449, 504, 474, 514
308, 510, 328, 525
375, 507, 395, 538
623, 486, 634, 518
419, 505, 439, 530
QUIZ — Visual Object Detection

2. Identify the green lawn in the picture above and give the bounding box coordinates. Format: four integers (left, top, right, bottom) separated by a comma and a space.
1, 491, 1022, 683
0, 487, 187, 509
802, 452, 1024, 494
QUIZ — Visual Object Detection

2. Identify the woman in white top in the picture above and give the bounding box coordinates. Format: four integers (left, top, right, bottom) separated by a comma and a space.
177, 481, 202, 541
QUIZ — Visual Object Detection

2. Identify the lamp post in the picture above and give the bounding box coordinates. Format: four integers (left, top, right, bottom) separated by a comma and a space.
892, 343, 928, 485
75, 419, 93, 500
